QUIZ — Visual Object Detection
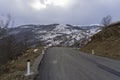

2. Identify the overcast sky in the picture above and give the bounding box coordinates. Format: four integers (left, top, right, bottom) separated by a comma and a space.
0, 0, 120, 27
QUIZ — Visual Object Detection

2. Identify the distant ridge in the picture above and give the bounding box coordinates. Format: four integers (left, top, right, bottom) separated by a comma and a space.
8, 23, 101, 47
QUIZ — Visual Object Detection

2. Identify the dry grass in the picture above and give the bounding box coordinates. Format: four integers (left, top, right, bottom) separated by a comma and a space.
80, 22, 120, 60
0, 47, 43, 80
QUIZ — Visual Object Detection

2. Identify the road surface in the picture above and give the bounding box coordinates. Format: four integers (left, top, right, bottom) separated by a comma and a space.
34, 47, 120, 80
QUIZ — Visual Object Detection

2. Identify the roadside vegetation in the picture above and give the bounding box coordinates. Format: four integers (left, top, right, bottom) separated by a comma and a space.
0, 14, 43, 80
0, 47, 43, 80
80, 17, 120, 60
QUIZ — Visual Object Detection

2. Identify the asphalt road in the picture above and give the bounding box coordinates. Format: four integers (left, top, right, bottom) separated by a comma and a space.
34, 47, 120, 80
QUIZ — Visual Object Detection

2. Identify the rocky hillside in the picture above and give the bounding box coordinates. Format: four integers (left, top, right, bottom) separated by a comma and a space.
0, 23, 101, 66
80, 22, 120, 59
8, 24, 101, 47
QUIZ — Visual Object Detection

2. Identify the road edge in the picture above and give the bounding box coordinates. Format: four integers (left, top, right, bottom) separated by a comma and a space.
24, 47, 48, 80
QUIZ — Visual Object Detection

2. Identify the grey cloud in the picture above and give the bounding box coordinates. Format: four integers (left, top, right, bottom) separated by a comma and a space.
0, 0, 120, 27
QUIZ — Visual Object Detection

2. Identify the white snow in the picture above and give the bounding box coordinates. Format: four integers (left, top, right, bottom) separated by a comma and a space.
9, 30, 20, 35
88, 28, 101, 37
36, 31, 47, 33
20, 26, 30, 28
18, 24, 101, 47
34, 49, 38, 52
53, 24, 72, 34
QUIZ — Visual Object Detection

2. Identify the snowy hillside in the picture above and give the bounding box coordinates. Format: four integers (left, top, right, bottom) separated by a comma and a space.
8, 24, 101, 47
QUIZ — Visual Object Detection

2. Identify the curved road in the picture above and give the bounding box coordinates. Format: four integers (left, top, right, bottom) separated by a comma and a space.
34, 47, 120, 80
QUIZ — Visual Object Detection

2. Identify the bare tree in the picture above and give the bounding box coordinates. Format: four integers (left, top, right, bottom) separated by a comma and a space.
0, 14, 13, 36
0, 14, 12, 29
101, 15, 112, 26
0, 14, 28, 65
4, 14, 12, 28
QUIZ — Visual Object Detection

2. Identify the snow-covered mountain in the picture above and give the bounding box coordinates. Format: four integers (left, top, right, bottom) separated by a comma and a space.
8, 24, 101, 47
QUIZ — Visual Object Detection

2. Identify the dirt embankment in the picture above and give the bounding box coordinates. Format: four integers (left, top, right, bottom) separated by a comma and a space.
80, 22, 120, 59
0, 47, 43, 80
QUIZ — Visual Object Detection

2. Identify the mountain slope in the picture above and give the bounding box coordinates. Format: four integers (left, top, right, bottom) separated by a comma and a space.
80, 22, 120, 59
8, 24, 101, 47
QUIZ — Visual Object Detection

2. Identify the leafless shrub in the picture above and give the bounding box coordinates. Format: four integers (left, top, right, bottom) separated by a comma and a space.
101, 15, 112, 26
